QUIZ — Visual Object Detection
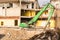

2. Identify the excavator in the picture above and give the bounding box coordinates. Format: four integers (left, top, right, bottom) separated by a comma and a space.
19, 3, 55, 29
19, 2, 60, 40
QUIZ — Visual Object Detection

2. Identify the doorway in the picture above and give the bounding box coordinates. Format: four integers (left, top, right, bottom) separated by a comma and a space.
14, 20, 18, 26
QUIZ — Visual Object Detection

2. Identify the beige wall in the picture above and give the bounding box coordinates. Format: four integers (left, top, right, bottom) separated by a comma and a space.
0, 3, 20, 16
13, 3, 19, 8
0, 7, 5, 16
0, 7, 20, 16
6, 7, 20, 16
0, 3, 20, 27
0, 19, 20, 27
6, 3, 20, 16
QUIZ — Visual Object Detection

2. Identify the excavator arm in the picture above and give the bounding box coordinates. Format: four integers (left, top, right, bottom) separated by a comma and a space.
19, 3, 54, 28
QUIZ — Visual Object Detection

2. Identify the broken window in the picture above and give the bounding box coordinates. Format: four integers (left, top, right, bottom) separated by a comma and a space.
1, 21, 4, 26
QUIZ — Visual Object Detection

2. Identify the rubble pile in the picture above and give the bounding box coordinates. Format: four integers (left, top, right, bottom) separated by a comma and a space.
29, 29, 60, 40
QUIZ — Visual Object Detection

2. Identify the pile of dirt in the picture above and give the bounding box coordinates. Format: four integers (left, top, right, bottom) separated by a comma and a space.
29, 29, 59, 40
0, 28, 42, 40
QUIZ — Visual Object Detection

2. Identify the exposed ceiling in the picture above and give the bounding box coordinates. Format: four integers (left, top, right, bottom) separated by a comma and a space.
0, 0, 59, 3
51, 0, 59, 1
0, 0, 19, 3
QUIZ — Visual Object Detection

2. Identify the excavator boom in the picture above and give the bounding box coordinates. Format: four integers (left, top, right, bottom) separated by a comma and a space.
19, 3, 54, 28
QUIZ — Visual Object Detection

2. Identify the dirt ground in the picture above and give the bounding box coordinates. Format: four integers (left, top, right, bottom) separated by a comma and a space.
0, 28, 43, 40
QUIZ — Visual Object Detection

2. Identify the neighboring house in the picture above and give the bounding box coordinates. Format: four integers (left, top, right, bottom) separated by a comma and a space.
51, 1, 60, 9
0, 0, 20, 27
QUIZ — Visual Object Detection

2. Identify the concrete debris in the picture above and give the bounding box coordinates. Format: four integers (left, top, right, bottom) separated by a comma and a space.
29, 30, 59, 40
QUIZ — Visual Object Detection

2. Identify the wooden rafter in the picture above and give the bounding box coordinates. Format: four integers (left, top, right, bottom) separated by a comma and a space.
0, 0, 19, 3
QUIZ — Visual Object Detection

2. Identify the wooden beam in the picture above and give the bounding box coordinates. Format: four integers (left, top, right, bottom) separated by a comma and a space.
0, 16, 19, 19
51, 0, 58, 1
0, 0, 19, 3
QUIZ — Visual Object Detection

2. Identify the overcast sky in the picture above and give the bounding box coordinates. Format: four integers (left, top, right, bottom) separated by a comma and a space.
37, 0, 50, 7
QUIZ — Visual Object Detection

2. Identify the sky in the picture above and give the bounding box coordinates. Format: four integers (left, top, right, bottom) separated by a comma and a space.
37, 0, 50, 7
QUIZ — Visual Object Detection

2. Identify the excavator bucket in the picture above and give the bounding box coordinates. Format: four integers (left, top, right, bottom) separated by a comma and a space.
19, 23, 29, 28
